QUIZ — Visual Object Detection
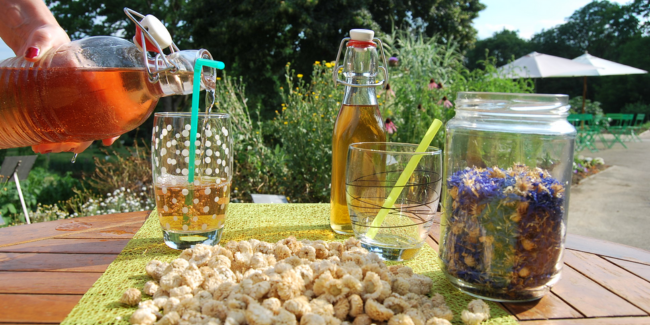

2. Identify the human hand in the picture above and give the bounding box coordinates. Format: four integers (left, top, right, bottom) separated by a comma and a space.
23, 24, 118, 155
0, 0, 70, 62
31, 137, 121, 154
20, 23, 70, 62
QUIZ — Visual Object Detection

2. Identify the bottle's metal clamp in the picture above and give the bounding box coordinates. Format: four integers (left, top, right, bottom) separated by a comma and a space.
332, 37, 389, 88
124, 8, 180, 83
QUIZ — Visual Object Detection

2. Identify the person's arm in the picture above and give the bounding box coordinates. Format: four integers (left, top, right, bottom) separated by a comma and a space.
0, 0, 70, 62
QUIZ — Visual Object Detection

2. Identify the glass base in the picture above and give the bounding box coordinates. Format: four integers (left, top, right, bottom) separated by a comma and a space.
330, 223, 354, 235
444, 271, 559, 302
163, 227, 224, 250
361, 242, 422, 261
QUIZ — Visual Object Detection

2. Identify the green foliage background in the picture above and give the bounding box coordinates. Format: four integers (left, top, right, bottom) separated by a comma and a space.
207, 31, 533, 203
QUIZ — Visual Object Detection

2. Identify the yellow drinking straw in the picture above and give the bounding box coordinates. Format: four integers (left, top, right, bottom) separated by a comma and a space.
366, 119, 443, 239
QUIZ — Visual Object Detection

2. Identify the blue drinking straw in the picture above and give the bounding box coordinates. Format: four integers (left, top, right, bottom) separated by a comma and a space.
188, 58, 225, 184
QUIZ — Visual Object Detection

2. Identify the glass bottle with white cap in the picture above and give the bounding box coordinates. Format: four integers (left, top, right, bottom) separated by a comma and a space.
330, 29, 389, 234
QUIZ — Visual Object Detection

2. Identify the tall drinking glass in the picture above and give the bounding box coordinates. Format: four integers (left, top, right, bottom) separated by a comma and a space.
151, 112, 232, 249
346, 142, 442, 261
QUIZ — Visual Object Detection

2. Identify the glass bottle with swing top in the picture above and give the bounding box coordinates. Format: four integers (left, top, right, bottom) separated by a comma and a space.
0, 8, 217, 151
330, 29, 389, 234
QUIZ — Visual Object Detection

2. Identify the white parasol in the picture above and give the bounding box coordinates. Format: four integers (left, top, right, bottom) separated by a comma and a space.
495, 52, 599, 79
552, 52, 648, 112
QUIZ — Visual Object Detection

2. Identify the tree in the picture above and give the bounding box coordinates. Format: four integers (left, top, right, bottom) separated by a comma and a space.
531, 1, 639, 59
366, 0, 485, 50
631, 0, 650, 33
464, 29, 532, 70
593, 36, 650, 112
186, 0, 485, 116
529, 0, 643, 107
47, 0, 193, 48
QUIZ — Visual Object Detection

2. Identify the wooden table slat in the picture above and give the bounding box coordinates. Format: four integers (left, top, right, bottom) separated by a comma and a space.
0, 272, 102, 294
59, 224, 144, 240
502, 292, 584, 321
565, 233, 650, 265
0, 211, 148, 247
603, 257, 650, 283
0, 238, 131, 254
564, 250, 650, 314
0, 253, 117, 273
0, 294, 82, 323
552, 265, 647, 317
520, 316, 650, 324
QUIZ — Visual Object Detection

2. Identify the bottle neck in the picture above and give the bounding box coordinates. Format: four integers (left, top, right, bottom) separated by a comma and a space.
341, 44, 379, 106
151, 49, 215, 97
342, 84, 377, 106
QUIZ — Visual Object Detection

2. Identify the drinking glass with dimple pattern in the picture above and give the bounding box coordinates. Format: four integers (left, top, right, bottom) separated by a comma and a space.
151, 112, 232, 249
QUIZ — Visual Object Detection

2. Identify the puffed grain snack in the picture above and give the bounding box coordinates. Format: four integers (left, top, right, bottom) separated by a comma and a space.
121, 288, 142, 306
125, 237, 462, 325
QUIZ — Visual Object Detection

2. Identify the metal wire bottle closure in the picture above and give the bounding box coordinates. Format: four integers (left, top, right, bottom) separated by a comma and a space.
124, 8, 181, 83
332, 37, 389, 87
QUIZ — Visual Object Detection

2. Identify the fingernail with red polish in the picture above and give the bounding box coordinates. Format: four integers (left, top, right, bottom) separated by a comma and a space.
25, 47, 39, 59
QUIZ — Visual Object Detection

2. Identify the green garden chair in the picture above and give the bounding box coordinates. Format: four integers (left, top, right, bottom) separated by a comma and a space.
630, 113, 645, 142
591, 114, 609, 147
605, 113, 634, 148
568, 114, 599, 152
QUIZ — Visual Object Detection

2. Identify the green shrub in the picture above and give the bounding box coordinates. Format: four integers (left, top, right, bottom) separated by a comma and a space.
380, 30, 534, 148
217, 30, 534, 203
263, 62, 343, 203
622, 102, 650, 117
210, 73, 278, 203
569, 96, 604, 116
0, 167, 81, 225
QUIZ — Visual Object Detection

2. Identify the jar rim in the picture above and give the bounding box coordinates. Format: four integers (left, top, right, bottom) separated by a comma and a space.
455, 92, 570, 116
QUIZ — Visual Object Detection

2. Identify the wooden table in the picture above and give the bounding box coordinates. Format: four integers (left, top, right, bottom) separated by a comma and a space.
0, 210, 649, 324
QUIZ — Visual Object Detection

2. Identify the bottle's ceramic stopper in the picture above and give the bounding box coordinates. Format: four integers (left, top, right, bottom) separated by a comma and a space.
350, 29, 374, 42
133, 15, 172, 53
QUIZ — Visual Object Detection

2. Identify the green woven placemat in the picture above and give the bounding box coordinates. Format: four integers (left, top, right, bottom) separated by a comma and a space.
62, 203, 517, 325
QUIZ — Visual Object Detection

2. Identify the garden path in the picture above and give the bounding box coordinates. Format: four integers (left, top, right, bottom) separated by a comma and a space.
568, 130, 650, 250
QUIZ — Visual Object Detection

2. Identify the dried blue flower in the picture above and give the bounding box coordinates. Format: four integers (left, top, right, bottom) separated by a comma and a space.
440, 164, 565, 301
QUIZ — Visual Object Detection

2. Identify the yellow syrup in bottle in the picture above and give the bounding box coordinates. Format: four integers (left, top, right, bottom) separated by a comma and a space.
330, 104, 386, 234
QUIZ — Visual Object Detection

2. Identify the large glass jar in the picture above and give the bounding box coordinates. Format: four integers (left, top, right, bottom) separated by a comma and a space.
439, 92, 576, 302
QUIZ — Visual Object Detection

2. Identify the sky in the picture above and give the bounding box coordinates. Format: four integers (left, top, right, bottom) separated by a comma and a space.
474, 0, 632, 40
0, 0, 634, 62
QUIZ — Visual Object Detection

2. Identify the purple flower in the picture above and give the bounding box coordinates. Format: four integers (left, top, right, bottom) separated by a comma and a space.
388, 56, 399, 67
385, 118, 397, 135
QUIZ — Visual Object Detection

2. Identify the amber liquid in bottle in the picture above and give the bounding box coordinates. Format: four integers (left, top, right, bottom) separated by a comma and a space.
330, 104, 386, 234
0, 67, 164, 148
